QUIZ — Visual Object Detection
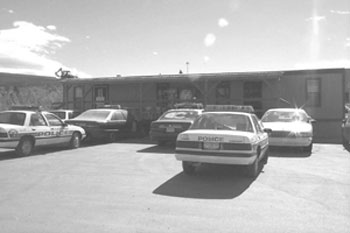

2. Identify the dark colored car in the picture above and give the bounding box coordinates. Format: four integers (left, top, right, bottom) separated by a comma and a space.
66, 108, 136, 142
150, 109, 203, 146
342, 116, 350, 150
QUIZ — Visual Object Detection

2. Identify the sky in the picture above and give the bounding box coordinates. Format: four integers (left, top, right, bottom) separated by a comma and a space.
0, 0, 349, 78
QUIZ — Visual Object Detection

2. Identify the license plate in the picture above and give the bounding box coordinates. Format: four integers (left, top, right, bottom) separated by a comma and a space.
203, 142, 220, 150
166, 127, 175, 133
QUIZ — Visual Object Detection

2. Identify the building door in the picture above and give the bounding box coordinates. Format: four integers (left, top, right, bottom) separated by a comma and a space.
243, 81, 263, 117
94, 86, 109, 108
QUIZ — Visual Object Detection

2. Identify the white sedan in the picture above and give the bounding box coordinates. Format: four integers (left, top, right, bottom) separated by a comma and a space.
175, 106, 269, 177
261, 108, 314, 152
0, 109, 86, 156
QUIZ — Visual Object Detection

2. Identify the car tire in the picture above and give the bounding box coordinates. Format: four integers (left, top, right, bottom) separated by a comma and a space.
69, 132, 81, 149
182, 161, 196, 175
247, 158, 259, 178
303, 143, 313, 153
16, 138, 34, 156
262, 148, 269, 165
109, 133, 117, 142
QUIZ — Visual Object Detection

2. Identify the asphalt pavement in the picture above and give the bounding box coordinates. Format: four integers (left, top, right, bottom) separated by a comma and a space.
0, 141, 349, 233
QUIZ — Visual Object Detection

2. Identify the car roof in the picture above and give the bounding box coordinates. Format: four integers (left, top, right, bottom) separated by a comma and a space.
202, 111, 253, 117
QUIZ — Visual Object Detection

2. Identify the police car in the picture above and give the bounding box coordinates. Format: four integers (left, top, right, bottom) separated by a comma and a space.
0, 106, 86, 156
175, 105, 270, 177
261, 108, 314, 152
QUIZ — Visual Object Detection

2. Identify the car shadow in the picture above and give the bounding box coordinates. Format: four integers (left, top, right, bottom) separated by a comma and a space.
269, 146, 312, 158
137, 144, 175, 154
153, 164, 259, 199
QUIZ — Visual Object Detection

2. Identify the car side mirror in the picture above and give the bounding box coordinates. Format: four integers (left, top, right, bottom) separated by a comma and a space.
263, 128, 272, 134
308, 118, 316, 124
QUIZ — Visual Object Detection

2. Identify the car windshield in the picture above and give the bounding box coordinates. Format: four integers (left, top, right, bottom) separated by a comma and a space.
160, 110, 200, 121
50, 111, 66, 119
261, 110, 308, 123
0, 112, 26, 126
74, 110, 111, 121
190, 113, 253, 132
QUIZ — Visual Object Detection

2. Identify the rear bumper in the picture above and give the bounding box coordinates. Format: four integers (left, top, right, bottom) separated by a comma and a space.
175, 150, 258, 165
150, 131, 179, 142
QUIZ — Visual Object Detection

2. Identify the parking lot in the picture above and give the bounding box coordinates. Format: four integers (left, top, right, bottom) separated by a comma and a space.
0, 140, 349, 233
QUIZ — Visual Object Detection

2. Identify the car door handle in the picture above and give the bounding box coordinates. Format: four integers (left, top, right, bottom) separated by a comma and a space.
31, 128, 36, 131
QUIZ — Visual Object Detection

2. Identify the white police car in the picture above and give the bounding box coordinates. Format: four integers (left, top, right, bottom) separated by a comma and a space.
175, 105, 270, 177
0, 107, 86, 156
261, 108, 314, 152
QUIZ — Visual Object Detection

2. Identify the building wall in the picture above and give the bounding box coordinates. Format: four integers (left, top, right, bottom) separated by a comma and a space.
280, 71, 344, 143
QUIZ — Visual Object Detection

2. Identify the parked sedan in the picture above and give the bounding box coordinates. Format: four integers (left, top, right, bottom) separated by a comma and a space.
66, 108, 137, 142
175, 105, 269, 177
150, 108, 203, 145
261, 108, 314, 152
0, 109, 86, 156
342, 116, 350, 150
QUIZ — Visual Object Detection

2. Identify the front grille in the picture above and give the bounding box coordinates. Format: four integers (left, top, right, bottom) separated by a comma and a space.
0, 133, 8, 138
270, 131, 292, 138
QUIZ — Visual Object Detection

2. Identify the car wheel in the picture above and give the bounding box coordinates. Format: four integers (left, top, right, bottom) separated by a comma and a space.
247, 158, 259, 178
16, 138, 34, 156
262, 148, 269, 165
109, 133, 117, 142
303, 143, 313, 153
69, 132, 81, 149
182, 161, 196, 175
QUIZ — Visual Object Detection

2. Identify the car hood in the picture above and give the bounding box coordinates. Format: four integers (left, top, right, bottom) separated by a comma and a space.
152, 119, 194, 124
262, 122, 312, 132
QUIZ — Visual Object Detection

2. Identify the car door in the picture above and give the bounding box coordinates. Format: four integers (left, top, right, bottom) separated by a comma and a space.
43, 113, 71, 144
29, 112, 52, 146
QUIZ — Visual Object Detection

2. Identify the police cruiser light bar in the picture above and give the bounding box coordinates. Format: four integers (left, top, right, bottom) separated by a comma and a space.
101, 104, 121, 109
204, 105, 254, 113
174, 102, 204, 109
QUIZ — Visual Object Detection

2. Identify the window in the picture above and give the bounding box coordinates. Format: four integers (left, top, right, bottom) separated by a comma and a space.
251, 115, 263, 133
111, 111, 125, 121
30, 113, 47, 126
306, 79, 321, 107
216, 81, 230, 104
44, 113, 63, 126
74, 87, 83, 98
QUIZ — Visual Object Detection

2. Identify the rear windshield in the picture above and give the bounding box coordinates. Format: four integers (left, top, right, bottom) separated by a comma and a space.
190, 113, 253, 132
74, 110, 111, 121
0, 112, 26, 126
160, 110, 200, 120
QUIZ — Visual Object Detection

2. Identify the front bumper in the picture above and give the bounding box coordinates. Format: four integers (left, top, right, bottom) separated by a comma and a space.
268, 137, 312, 147
0, 139, 19, 149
